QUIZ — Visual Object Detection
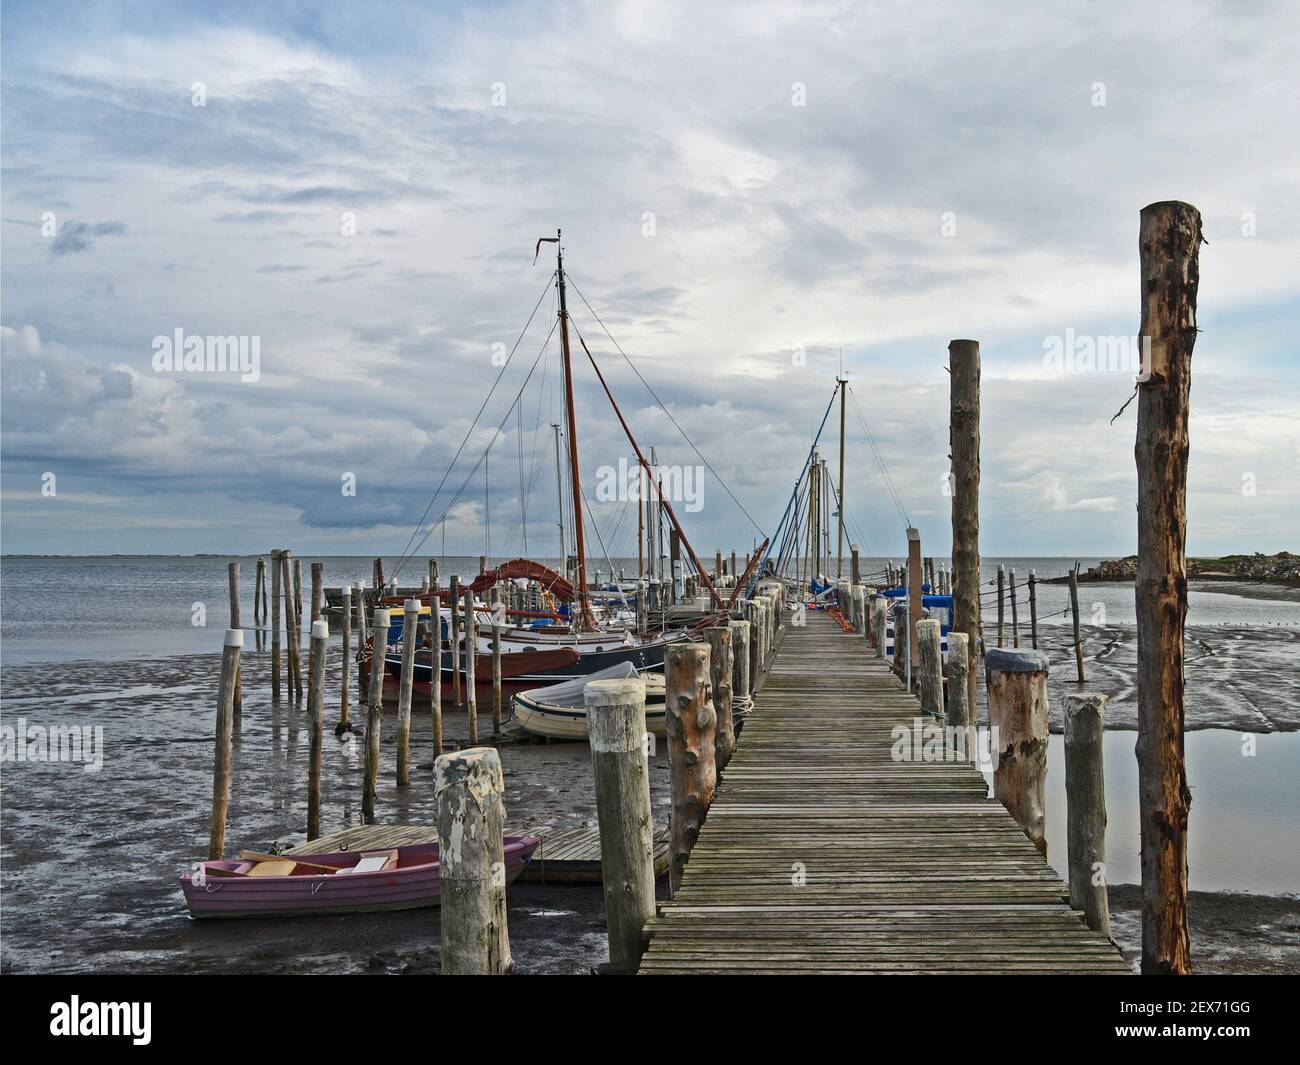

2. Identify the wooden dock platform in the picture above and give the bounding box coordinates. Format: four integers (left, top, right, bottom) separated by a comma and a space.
638, 613, 1130, 974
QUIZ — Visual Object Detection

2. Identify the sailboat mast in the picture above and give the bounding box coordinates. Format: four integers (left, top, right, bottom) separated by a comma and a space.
836, 375, 846, 579
551, 422, 566, 569
554, 232, 593, 627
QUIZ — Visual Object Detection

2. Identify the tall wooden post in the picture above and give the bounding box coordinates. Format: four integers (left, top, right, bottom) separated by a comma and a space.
449, 575, 462, 710
946, 630, 971, 733
664, 643, 716, 894
293, 557, 304, 650
1064, 692, 1110, 935
906, 528, 922, 685
207, 629, 242, 859
463, 586, 478, 744
1134, 199, 1199, 975
1028, 569, 1039, 649
429, 593, 443, 755
437, 747, 513, 974
270, 549, 282, 702
705, 626, 735, 772
253, 556, 265, 650
1070, 562, 1086, 682
311, 562, 324, 626
986, 647, 1049, 856
949, 339, 982, 717
850, 544, 860, 584
1008, 567, 1020, 648
281, 552, 301, 701
338, 585, 352, 732
728, 618, 751, 714
996, 564, 1005, 647
916, 618, 944, 719
306, 618, 328, 839
396, 599, 418, 785
873, 597, 887, 660
491, 617, 503, 737
586, 678, 656, 971
363, 607, 390, 823
227, 562, 242, 725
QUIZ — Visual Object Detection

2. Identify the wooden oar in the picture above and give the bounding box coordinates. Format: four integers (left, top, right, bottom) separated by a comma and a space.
238, 850, 345, 872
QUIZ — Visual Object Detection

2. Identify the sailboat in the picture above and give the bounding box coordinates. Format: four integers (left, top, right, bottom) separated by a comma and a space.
359, 233, 756, 716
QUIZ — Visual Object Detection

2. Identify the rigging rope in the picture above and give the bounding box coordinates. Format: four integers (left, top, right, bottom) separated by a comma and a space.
846, 382, 911, 529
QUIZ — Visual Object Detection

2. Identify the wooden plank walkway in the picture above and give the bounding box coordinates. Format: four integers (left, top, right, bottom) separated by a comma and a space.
639, 612, 1130, 974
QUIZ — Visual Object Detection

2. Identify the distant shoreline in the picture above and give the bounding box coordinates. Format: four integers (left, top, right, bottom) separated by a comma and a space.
1044, 552, 1299, 588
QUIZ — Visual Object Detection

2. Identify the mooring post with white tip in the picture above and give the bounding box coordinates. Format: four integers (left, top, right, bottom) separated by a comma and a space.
208, 628, 243, 860
586, 678, 656, 971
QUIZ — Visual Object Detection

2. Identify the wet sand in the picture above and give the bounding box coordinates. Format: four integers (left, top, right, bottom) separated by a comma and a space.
2, 622, 1296, 974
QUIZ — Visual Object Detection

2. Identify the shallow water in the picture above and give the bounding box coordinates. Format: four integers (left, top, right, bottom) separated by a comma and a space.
983, 729, 1300, 895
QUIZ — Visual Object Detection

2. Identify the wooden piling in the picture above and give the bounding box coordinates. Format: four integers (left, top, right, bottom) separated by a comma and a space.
363, 607, 390, 823
310, 562, 323, 627
1008, 567, 1020, 648
916, 618, 944, 719
207, 628, 242, 860
949, 338, 982, 717
906, 528, 922, 680
306, 618, 328, 839
1064, 693, 1110, 935
1028, 569, 1039, 649
449, 575, 462, 711
293, 556, 304, 649
946, 630, 971, 733
996, 564, 1005, 647
1134, 199, 1199, 975
463, 586, 478, 744
396, 599, 418, 785
429, 593, 444, 754
744, 599, 762, 694
705, 626, 735, 771
728, 619, 751, 711
850, 544, 860, 584
664, 643, 716, 894
491, 616, 503, 737
338, 585, 352, 731
281, 552, 301, 701
436, 747, 513, 974
270, 549, 282, 702
1069, 562, 1086, 682
985, 647, 1050, 856
873, 597, 887, 660
227, 562, 242, 725
585, 678, 657, 971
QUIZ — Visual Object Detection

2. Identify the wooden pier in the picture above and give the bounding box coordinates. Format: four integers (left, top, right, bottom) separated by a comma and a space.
638, 613, 1129, 974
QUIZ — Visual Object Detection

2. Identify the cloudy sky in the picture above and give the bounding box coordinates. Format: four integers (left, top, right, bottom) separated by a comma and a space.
2, 0, 1297, 562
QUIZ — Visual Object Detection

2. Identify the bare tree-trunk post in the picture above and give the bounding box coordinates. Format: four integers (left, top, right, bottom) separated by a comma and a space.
338, 585, 352, 732
363, 607, 390, 823
706, 626, 735, 771
1070, 562, 1087, 683
430, 593, 444, 754
463, 587, 479, 743
207, 629, 242, 860
1008, 567, 1020, 648
396, 599, 418, 786
1028, 569, 1039, 649
306, 618, 328, 839
270, 549, 282, 702
664, 643, 717, 894
949, 338, 982, 715
1134, 199, 1199, 975
986, 647, 1050, 856
906, 528, 922, 686
437, 747, 513, 974
1065, 692, 1110, 936
996, 564, 1006, 647
449, 576, 462, 711
946, 630, 971, 737
586, 678, 656, 971
916, 618, 944, 719
227, 562, 242, 725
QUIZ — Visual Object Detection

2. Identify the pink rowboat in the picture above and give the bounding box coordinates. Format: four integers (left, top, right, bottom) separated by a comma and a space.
180, 838, 539, 919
